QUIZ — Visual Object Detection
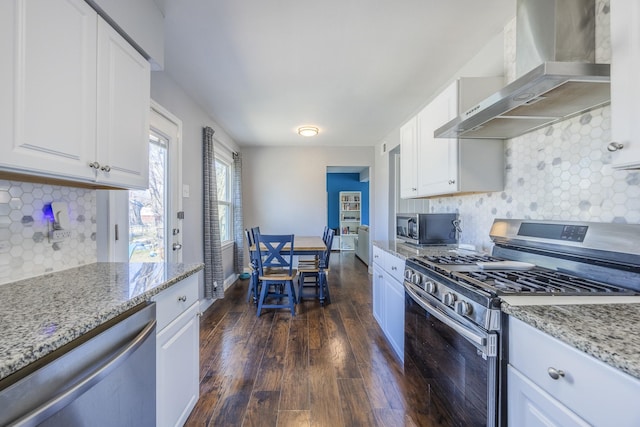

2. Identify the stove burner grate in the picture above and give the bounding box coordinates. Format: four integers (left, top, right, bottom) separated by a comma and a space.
459, 269, 632, 294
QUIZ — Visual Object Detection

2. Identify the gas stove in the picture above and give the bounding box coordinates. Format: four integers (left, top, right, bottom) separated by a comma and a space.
404, 219, 640, 330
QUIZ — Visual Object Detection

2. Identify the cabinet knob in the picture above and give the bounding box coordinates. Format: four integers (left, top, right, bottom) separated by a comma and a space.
412, 187, 417, 191
177, 295, 187, 302
547, 367, 565, 380
448, 179, 456, 185
100, 165, 111, 172
89, 161, 101, 169
391, 266, 397, 271
607, 142, 624, 152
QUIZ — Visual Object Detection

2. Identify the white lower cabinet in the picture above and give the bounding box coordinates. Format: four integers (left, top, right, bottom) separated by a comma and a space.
508, 316, 640, 427
153, 275, 200, 427
372, 246, 405, 361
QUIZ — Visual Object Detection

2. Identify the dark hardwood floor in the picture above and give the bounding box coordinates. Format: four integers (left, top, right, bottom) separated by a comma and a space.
185, 252, 424, 427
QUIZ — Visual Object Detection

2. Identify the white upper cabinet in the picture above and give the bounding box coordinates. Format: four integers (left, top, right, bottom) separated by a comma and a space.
400, 77, 504, 198
0, 0, 150, 189
96, 17, 150, 189
0, 0, 98, 182
610, 0, 640, 169
400, 116, 418, 198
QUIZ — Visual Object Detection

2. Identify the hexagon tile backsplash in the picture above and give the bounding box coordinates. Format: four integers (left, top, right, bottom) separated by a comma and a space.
0, 180, 97, 285
429, 105, 640, 253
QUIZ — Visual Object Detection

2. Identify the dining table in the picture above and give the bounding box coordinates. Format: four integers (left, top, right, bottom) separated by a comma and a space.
250, 235, 330, 305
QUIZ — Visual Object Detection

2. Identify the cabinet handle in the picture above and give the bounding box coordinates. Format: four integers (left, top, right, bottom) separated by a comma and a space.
607, 142, 624, 152
391, 266, 397, 270
412, 187, 417, 191
177, 295, 187, 302
448, 179, 456, 185
547, 367, 565, 380
89, 161, 101, 169
100, 165, 111, 172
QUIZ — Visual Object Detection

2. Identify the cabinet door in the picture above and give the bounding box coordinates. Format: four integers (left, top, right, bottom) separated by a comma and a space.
157, 302, 200, 427
416, 81, 459, 196
383, 274, 404, 362
372, 263, 384, 326
97, 17, 150, 189
508, 366, 590, 427
610, 0, 640, 169
399, 116, 418, 198
0, 0, 97, 181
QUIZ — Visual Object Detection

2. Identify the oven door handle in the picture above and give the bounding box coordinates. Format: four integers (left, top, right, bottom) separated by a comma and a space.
405, 284, 487, 348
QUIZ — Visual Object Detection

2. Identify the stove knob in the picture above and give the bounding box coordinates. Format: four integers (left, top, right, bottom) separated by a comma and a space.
443, 293, 456, 306
424, 280, 437, 294
455, 300, 473, 316
404, 269, 413, 280
412, 273, 422, 285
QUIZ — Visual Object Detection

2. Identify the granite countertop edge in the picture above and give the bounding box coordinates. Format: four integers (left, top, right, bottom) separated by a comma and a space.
502, 302, 640, 381
0, 262, 204, 382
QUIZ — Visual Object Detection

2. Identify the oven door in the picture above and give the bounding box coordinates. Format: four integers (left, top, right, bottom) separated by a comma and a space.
404, 283, 500, 427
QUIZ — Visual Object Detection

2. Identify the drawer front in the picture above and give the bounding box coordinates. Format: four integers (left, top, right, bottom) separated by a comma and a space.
385, 253, 405, 283
153, 274, 199, 331
372, 246, 386, 270
509, 317, 640, 427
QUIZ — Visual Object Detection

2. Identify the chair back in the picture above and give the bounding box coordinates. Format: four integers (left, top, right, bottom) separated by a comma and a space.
245, 229, 258, 268
254, 232, 295, 276
320, 229, 335, 269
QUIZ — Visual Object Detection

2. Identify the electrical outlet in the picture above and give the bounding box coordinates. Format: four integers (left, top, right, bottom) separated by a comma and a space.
49, 230, 72, 242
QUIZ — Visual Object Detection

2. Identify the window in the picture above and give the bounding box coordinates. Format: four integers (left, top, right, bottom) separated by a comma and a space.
216, 156, 233, 244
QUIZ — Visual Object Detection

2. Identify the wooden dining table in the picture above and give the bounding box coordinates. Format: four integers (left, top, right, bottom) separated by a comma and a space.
250, 235, 330, 305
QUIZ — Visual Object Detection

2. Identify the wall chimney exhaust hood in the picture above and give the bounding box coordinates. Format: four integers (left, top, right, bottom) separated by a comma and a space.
435, 0, 610, 140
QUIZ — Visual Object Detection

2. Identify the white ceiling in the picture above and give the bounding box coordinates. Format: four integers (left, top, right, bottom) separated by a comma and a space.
160, 0, 515, 147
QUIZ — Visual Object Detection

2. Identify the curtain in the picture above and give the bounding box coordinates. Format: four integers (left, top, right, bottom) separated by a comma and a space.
232, 152, 244, 273
202, 126, 225, 299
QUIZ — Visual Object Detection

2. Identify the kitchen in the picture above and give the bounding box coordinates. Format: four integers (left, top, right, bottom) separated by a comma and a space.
1, 0, 640, 426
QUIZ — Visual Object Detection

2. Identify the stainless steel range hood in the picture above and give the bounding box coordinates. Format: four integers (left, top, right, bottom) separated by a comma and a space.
435, 0, 610, 140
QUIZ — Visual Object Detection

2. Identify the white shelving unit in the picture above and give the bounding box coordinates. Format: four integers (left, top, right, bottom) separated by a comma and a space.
339, 191, 361, 251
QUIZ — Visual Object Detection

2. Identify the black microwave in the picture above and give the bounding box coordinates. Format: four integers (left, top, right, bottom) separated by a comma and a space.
396, 213, 459, 245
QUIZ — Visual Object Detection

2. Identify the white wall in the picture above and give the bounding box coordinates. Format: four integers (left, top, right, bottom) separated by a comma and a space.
242, 146, 374, 239
150, 71, 239, 267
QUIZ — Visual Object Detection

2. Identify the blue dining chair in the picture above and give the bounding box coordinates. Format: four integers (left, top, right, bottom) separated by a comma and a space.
254, 231, 297, 316
297, 229, 334, 305
245, 229, 260, 303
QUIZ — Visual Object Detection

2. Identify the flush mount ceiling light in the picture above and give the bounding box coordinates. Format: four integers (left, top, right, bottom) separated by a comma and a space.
297, 126, 319, 137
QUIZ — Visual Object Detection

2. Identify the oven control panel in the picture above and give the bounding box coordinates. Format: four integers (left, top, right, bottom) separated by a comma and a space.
404, 263, 494, 330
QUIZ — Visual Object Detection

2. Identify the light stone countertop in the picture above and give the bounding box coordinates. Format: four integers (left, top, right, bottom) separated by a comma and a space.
503, 303, 640, 381
372, 240, 476, 260
0, 262, 203, 382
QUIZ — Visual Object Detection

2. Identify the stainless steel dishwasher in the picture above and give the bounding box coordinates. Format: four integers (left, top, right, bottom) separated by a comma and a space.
0, 302, 156, 427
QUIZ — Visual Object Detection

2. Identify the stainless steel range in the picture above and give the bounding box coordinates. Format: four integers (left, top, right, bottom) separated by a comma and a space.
403, 219, 640, 427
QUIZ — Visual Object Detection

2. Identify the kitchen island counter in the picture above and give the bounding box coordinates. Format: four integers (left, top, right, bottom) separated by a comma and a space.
503, 302, 640, 381
0, 262, 203, 382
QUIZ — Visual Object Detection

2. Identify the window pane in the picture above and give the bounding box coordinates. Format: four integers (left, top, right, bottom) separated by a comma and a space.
129, 138, 167, 262
218, 204, 230, 242
215, 159, 229, 202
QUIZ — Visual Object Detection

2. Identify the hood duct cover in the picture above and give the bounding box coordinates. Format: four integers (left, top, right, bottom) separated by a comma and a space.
435, 0, 610, 140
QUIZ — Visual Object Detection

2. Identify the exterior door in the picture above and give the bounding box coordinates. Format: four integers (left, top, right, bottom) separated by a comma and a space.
97, 102, 182, 262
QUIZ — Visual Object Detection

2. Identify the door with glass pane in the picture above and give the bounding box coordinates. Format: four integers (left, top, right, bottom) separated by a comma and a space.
97, 103, 182, 263
129, 132, 169, 262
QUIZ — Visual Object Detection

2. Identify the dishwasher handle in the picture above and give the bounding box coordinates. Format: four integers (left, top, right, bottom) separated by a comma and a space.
12, 318, 157, 427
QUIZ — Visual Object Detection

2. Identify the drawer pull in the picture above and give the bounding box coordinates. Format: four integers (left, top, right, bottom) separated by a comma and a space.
547, 367, 565, 380
177, 295, 187, 303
